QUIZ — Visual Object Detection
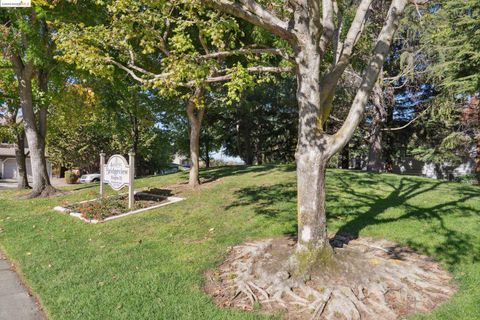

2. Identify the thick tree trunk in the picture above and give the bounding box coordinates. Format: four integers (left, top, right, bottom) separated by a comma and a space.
189, 118, 201, 187
203, 0, 409, 272
367, 128, 383, 172
296, 152, 330, 253
14, 130, 30, 189
12, 60, 54, 197
236, 123, 254, 165
186, 86, 206, 188
294, 45, 333, 260
367, 82, 387, 172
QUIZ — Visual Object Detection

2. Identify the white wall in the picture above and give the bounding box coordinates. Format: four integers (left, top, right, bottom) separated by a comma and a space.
1, 158, 52, 180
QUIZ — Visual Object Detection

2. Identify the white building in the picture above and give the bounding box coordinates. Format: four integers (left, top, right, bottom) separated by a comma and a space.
0, 143, 52, 180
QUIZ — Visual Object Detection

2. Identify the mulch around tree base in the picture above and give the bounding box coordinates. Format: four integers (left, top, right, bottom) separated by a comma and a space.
204, 235, 456, 320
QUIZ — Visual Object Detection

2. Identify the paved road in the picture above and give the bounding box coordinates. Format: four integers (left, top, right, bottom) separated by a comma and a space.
0, 178, 72, 190
0, 253, 44, 320
0, 180, 16, 190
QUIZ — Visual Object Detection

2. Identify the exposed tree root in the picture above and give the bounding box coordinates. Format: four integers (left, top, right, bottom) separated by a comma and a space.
23, 185, 59, 199
204, 235, 456, 320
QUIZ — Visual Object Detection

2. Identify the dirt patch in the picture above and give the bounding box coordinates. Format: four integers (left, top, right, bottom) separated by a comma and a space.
166, 178, 223, 195
204, 235, 456, 320
64, 193, 167, 221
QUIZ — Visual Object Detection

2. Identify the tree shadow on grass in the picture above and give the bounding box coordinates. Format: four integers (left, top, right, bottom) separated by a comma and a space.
224, 182, 298, 235
200, 164, 294, 182
226, 172, 480, 269
333, 176, 480, 267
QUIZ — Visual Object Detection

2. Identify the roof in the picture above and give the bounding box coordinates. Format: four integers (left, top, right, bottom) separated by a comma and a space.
0, 145, 15, 157
0, 144, 29, 158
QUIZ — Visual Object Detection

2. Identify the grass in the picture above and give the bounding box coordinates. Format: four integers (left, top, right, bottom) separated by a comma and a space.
0, 165, 479, 319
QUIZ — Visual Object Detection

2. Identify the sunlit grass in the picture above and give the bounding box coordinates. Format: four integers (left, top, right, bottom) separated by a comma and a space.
0, 165, 478, 319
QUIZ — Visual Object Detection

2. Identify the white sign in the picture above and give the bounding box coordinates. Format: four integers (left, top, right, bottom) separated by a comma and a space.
1, 0, 31, 7
104, 155, 130, 191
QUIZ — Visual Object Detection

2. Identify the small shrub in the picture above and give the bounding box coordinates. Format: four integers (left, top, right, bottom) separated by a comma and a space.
65, 171, 78, 184
453, 173, 479, 185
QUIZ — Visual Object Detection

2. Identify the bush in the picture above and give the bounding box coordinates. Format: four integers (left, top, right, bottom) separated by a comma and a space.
453, 173, 479, 185
65, 171, 78, 184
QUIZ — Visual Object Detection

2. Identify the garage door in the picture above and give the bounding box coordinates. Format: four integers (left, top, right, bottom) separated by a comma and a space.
2, 159, 17, 179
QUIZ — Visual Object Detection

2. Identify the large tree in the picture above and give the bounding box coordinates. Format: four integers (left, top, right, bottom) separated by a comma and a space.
0, 60, 30, 189
1, 8, 55, 196
201, 0, 426, 260
55, 0, 292, 187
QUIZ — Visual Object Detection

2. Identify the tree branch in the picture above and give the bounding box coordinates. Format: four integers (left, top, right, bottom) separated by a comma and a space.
197, 47, 294, 62
110, 58, 293, 88
382, 104, 432, 131
317, 0, 373, 123
319, 0, 335, 54
200, 66, 293, 84
328, 0, 409, 157
321, 0, 373, 82
108, 59, 172, 85
202, 0, 296, 43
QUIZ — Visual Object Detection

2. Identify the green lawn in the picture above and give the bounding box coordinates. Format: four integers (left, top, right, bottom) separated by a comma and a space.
0, 165, 479, 319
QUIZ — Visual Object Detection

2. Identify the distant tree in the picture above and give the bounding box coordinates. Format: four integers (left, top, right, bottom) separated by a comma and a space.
0, 1, 100, 196
0, 65, 29, 189
423, 1, 480, 94
407, 96, 479, 180
417, 1, 480, 178
215, 76, 298, 164
48, 75, 172, 175
0, 8, 55, 196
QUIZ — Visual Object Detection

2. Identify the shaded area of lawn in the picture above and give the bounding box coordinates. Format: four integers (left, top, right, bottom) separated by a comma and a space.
0, 165, 479, 319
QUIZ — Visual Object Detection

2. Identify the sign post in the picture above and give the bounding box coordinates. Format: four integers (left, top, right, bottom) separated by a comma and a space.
101, 153, 135, 209
100, 152, 105, 198
128, 151, 135, 209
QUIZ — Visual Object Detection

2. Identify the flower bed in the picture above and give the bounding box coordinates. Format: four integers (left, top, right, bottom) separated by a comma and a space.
54, 189, 184, 223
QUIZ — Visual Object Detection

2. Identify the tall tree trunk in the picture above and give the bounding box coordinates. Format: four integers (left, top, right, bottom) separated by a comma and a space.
204, 132, 210, 169
339, 143, 350, 169
203, 0, 408, 266
475, 138, 480, 183
15, 130, 30, 189
294, 46, 332, 259
244, 135, 254, 165
240, 114, 254, 165
130, 112, 140, 175
293, 0, 407, 261
367, 82, 387, 172
11, 57, 54, 197
186, 86, 206, 188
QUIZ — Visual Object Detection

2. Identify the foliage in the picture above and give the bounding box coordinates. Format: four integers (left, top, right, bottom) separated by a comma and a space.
209, 76, 298, 164
64, 171, 78, 184
0, 58, 22, 143
423, 1, 480, 94
408, 97, 478, 168
47, 74, 172, 174
54, 0, 290, 103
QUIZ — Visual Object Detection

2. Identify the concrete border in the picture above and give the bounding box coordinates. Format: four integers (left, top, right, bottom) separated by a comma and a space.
54, 194, 184, 224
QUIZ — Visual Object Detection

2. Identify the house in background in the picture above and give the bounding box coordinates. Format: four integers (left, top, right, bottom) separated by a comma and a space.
0, 143, 52, 180
172, 153, 192, 168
